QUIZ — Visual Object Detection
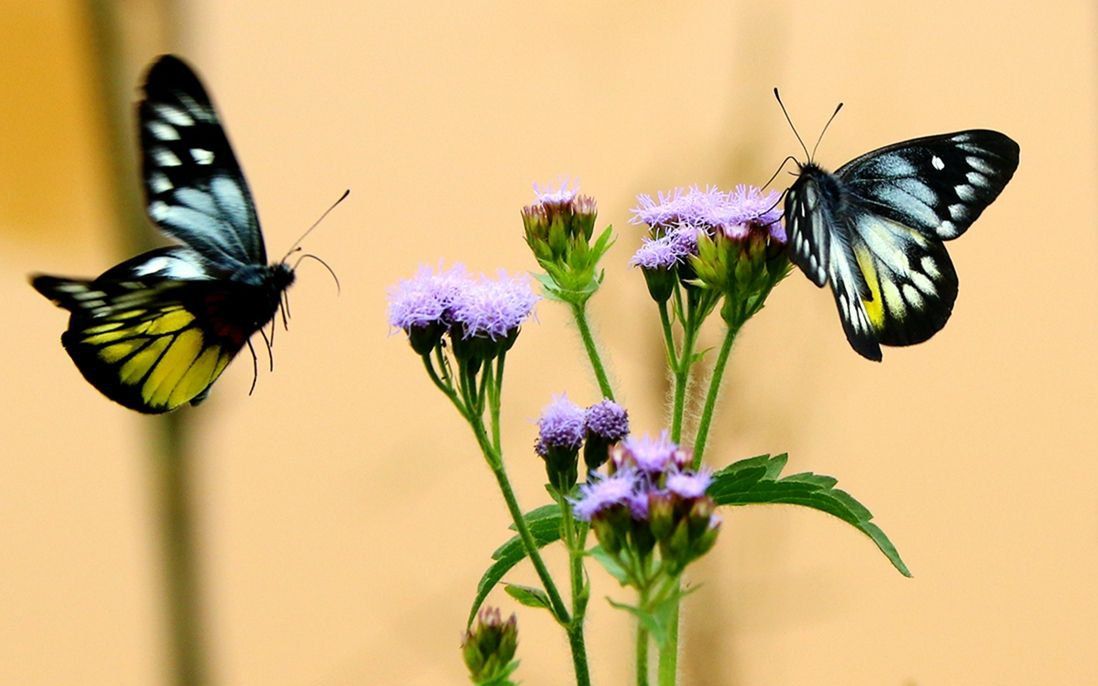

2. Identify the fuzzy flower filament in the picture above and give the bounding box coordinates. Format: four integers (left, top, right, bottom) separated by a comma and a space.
535, 394, 586, 492
582, 399, 630, 471
571, 430, 721, 585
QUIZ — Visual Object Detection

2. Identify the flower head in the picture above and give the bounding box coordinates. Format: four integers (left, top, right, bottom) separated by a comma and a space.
462, 607, 519, 686
708, 185, 784, 243
451, 271, 539, 341
666, 468, 713, 499
584, 400, 630, 443
629, 234, 688, 270
386, 263, 469, 332
630, 183, 783, 243
571, 470, 639, 522
536, 394, 586, 455
616, 431, 689, 474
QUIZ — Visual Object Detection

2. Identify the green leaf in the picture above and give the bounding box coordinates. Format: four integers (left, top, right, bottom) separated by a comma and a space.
709, 453, 912, 577
504, 584, 552, 611
587, 544, 630, 585
468, 506, 564, 626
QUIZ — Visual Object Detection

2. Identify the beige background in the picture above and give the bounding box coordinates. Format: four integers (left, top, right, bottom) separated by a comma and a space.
2, 1, 1096, 684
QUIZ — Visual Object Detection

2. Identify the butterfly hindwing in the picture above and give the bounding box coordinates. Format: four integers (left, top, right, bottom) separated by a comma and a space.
31, 249, 254, 413
785, 129, 1018, 360
141, 55, 265, 268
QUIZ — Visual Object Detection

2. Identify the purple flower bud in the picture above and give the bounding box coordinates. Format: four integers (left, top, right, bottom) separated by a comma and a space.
537, 394, 586, 453
584, 400, 630, 443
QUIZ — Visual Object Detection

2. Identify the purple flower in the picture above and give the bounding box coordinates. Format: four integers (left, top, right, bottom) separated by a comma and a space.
533, 179, 578, 207
618, 431, 680, 473
629, 234, 688, 270
535, 394, 586, 455
630, 186, 726, 229
571, 471, 639, 522
666, 468, 713, 499
451, 271, 539, 340
630, 184, 784, 245
709, 185, 784, 243
584, 400, 629, 443
386, 263, 469, 331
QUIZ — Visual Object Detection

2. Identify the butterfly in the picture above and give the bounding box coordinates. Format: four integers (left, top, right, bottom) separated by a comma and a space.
32, 54, 316, 413
780, 95, 1019, 360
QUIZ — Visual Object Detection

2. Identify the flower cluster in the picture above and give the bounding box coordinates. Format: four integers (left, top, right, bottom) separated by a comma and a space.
462, 607, 519, 686
535, 395, 629, 492
572, 432, 720, 580
630, 184, 790, 327
521, 183, 613, 305
388, 264, 538, 362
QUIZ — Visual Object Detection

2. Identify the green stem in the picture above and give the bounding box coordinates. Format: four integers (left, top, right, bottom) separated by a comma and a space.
570, 302, 615, 401
656, 598, 679, 686
473, 422, 571, 625
557, 494, 591, 686
669, 310, 700, 443
692, 324, 739, 469
657, 300, 678, 369
636, 620, 650, 686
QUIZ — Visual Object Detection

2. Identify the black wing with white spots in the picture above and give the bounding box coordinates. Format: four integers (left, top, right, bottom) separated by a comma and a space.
785, 129, 1018, 361
140, 55, 266, 268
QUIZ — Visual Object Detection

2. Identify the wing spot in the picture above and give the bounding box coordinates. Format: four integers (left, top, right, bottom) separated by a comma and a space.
931, 155, 945, 171
954, 184, 975, 202
149, 200, 169, 221
966, 171, 990, 188
939, 220, 958, 238
149, 173, 172, 193
910, 272, 937, 296
882, 278, 905, 318
147, 121, 179, 141
966, 156, 995, 175
153, 148, 182, 167
948, 204, 967, 220
154, 104, 194, 127
920, 256, 941, 279
190, 148, 215, 165
902, 284, 924, 309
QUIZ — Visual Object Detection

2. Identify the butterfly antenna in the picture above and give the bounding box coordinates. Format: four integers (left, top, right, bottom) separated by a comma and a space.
293, 253, 341, 295
257, 327, 275, 372
810, 102, 844, 161
245, 339, 259, 396
760, 155, 800, 191
774, 88, 810, 161
280, 189, 350, 262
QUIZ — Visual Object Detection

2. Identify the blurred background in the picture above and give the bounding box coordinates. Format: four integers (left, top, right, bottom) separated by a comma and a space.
2, 1, 1095, 684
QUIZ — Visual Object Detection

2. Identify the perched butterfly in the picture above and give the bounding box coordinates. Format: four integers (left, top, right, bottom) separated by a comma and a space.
32, 54, 331, 413
778, 92, 1019, 360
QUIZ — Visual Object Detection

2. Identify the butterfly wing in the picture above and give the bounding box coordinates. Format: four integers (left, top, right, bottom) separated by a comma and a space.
140, 55, 266, 268
31, 248, 250, 414
786, 130, 1018, 360
837, 130, 1019, 241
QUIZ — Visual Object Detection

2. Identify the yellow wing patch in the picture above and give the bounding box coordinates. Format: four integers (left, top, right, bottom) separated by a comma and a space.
73, 306, 234, 413
853, 245, 886, 332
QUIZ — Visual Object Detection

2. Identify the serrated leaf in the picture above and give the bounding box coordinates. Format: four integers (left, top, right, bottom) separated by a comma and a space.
710, 453, 911, 577
469, 507, 564, 626
505, 583, 552, 611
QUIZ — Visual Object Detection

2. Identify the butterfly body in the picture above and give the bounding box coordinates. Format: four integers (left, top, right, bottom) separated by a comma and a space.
32, 55, 301, 413
784, 129, 1019, 360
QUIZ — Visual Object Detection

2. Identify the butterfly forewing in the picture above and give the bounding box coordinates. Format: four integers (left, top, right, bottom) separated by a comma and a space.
837, 130, 1019, 241
785, 175, 832, 287
141, 55, 266, 267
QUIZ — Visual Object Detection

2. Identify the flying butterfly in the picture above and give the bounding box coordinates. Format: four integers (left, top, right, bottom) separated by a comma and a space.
776, 90, 1019, 360
32, 54, 339, 413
